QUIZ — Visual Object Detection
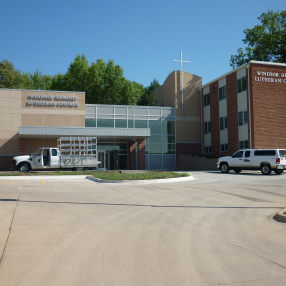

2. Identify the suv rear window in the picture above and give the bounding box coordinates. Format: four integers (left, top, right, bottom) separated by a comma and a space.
279, 150, 286, 157
254, 150, 276, 156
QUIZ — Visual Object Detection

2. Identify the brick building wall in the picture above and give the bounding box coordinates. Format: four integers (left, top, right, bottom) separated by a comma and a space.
137, 139, 145, 170
209, 81, 220, 156
226, 72, 239, 155
250, 63, 286, 148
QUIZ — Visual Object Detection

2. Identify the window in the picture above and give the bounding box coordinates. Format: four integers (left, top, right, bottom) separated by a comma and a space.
238, 111, 248, 126
219, 86, 227, 100
220, 116, 227, 131
51, 149, 57, 156
279, 150, 286, 157
244, 111, 248, 124
205, 146, 211, 154
254, 150, 276, 156
239, 140, 249, 149
245, 151, 250, 157
204, 121, 211, 134
203, 93, 210, 106
220, 143, 228, 152
232, 150, 243, 158
237, 76, 246, 93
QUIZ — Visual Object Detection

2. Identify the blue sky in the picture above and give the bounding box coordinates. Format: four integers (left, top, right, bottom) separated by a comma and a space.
1, 0, 285, 86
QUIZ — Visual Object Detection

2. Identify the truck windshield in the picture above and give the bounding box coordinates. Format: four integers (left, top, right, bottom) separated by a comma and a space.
279, 150, 286, 157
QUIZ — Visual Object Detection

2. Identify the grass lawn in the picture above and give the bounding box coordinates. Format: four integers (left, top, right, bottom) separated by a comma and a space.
0, 170, 189, 180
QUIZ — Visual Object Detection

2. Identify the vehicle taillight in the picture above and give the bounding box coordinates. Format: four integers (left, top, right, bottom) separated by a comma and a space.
276, 158, 281, 164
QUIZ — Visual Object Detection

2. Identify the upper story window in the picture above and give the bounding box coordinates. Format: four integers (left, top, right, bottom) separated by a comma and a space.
219, 86, 227, 100
203, 93, 210, 107
220, 116, 228, 131
238, 111, 248, 126
204, 121, 211, 134
237, 76, 246, 93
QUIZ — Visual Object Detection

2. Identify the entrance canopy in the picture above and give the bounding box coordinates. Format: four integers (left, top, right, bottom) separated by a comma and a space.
18, 126, 150, 139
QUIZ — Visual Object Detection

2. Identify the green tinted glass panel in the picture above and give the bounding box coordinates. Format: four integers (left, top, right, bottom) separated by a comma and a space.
162, 121, 175, 135
149, 120, 161, 134
85, 119, 97, 127
162, 135, 175, 143
149, 135, 162, 144
149, 144, 162, 154
162, 143, 176, 154
115, 119, 127, 128
128, 120, 134, 128
135, 120, 147, 128
97, 119, 114, 127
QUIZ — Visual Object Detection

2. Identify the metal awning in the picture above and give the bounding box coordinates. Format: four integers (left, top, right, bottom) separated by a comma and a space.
19, 126, 150, 139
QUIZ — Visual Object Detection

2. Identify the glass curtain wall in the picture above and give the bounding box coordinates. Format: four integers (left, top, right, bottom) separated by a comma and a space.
85, 104, 176, 170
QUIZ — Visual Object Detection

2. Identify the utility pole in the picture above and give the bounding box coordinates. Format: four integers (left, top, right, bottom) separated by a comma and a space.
172, 51, 190, 116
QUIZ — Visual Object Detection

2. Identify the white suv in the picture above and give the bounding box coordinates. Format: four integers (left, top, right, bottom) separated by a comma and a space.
217, 149, 286, 175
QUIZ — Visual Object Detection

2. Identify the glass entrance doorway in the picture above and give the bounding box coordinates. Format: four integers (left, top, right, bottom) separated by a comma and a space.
97, 142, 128, 170
97, 150, 122, 170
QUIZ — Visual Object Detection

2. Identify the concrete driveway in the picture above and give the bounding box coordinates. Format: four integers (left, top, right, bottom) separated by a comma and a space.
1, 171, 286, 286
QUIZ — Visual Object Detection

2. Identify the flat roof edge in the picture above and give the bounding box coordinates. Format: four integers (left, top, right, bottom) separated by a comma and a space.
202, 60, 286, 89
0, 88, 85, 94
19, 126, 150, 137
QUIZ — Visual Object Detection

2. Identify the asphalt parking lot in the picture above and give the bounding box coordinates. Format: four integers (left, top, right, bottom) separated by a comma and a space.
1, 171, 286, 286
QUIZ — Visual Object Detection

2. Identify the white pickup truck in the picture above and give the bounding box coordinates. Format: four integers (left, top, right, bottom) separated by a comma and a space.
217, 149, 286, 175
12, 137, 99, 172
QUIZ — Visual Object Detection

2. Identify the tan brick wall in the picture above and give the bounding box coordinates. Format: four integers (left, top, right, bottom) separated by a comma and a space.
250, 64, 286, 148
0, 89, 86, 169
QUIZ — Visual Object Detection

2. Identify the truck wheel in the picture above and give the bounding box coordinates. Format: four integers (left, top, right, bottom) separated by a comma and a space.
220, 163, 229, 173
261, 164, 271, 175
19, 163, 30, 173
274, 169, 283, 175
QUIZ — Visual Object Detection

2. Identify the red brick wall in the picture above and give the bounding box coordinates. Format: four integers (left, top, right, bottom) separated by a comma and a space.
250, 63, 286, 148
137, 138, 145, 170
226, 72, 239, 154
210, 81, 220, 156
19, 138, 28, 155
128, 140, 136, 169
0, 156, 13, 170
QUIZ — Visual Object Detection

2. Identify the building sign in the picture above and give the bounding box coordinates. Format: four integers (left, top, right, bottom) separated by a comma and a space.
25, 95, 79, 108
255, 71, 286, 84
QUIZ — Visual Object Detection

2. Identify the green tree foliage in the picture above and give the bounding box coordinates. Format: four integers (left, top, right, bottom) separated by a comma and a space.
0, 60, 53, 90
0, 60, 23, 88
138, 79, 160, 106
230, 10, 286, 68
0, 55, 160, 106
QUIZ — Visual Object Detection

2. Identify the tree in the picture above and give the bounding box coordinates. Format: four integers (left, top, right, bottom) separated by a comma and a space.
230, 10, 286, 69
65, 54, 90, 91
138, 79, 160, 106
0, 60, 23, 88
1, 55, 155, 106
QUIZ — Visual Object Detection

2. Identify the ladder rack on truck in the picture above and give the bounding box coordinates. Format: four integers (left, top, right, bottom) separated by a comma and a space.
57, 137, 98, 169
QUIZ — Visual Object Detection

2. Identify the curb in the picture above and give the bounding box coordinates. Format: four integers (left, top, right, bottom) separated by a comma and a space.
273, 208, 286, 223
86, 175, 194, 184
0, 175, 88, 181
